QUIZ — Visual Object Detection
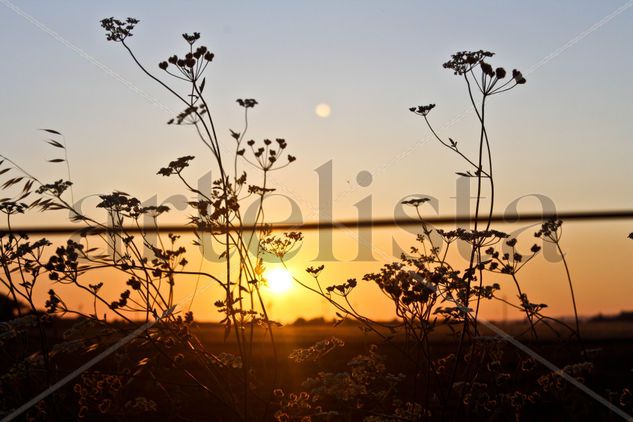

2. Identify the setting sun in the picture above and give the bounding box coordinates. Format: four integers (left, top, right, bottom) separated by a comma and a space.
264, 268, 293, 294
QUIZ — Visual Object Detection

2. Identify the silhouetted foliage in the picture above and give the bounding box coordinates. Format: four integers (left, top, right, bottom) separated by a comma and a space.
0, 20, 630, 422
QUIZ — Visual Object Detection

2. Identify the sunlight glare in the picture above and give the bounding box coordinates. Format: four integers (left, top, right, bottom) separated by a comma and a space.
265, 268, 293, 294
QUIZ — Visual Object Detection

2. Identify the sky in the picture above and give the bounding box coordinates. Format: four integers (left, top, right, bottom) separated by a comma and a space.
1, 1, 632, 322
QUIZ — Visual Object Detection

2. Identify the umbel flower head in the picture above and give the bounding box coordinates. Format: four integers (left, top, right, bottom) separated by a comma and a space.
443, 50, 494, 75
443, 50, 527, 88
158, 43, 215, 81
409, 104, 435, 117
236, 98, 258, 109
100, 17, 139, 42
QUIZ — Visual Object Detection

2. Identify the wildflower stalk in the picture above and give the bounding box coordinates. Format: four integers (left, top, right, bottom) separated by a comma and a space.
536, 219, 581, 339
557, 242, 580, 337
410, 50, 528, 411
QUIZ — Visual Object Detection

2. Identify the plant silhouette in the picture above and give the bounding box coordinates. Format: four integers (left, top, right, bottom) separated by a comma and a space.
0, 19, 630, 422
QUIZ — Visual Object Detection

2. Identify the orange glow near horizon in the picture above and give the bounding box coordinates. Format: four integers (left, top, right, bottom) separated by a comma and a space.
2, 221, 633, 324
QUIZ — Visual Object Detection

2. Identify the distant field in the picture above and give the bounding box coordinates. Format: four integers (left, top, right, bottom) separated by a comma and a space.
192, 320, 633, 346
191, 320, 633, 394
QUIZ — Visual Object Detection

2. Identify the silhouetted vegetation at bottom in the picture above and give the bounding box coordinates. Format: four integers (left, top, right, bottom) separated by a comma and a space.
1, 317, 633, 420
2, 16, 633, 421
0, 293, 27, 321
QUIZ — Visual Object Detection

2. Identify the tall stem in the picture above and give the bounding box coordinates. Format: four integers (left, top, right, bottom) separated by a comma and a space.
555, 241, 581, 339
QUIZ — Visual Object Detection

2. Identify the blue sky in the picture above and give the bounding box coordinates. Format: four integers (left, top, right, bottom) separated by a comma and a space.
1, 1, 632, 218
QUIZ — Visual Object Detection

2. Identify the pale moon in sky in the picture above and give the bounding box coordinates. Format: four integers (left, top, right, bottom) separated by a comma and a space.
315, 103, 331, 118
265, 268, 293, 294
